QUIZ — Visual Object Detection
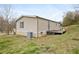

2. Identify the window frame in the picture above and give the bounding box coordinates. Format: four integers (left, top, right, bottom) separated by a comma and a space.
20, 22, 24, 28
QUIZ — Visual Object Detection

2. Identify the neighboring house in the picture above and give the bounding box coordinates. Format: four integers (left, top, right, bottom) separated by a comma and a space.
16, 16, 63, 37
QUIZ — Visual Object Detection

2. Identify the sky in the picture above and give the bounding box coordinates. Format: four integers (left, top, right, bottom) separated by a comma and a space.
0, 4, 76, 22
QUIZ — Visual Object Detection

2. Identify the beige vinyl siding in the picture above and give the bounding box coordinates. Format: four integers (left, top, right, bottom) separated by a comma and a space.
16, 17, 37, 37
49, 21, 61, 30
38, 18, 48, 36
16, 16, 62, 37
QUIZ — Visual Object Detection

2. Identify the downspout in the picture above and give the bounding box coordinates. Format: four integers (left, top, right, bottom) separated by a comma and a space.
48, 20, 50, 31
36, 16, 39, 38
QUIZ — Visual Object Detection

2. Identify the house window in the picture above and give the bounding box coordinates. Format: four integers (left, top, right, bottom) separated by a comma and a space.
40, 32, 43, 35
20, 22, 24, 28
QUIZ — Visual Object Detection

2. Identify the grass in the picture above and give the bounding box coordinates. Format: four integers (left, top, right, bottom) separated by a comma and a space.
0, 25, 79, 54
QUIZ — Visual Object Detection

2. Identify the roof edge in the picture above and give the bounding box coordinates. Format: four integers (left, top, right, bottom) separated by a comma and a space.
16, 16, 61, 24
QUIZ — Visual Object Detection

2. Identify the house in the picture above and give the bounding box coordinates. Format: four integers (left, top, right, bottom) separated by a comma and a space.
16, 16, 63, 37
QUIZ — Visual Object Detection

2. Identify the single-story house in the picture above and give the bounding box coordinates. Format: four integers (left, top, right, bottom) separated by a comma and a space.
16, 16, 63, 37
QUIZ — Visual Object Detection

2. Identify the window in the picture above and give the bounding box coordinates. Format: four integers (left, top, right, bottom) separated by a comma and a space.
40, 32, 43, 35
20, 22, 24, 28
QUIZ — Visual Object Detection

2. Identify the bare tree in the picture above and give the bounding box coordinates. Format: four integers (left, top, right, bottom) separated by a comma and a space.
9, 18, 16, 35
0, 5, 15, 35
0, 16, 5, 33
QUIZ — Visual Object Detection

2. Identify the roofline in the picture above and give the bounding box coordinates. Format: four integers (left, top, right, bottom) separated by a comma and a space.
16, 16, 60, 24
36, 16, 59, 23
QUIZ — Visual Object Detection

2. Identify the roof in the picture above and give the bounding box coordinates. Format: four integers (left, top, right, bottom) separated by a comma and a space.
16, 15, 60, 24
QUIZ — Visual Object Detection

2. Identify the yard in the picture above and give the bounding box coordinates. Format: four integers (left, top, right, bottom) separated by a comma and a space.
0, 25, 79, 54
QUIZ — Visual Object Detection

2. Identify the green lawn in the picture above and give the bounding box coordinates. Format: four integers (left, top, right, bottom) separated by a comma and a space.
0, 25, 79, 54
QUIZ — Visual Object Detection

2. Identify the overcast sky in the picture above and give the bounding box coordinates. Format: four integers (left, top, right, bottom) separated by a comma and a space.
0, 4, 76, 22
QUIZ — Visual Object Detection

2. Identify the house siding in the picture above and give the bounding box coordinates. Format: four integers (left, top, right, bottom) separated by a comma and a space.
16, 17, 37, 37
38, 18, 48, 37
49, 21, 61, 30
16, 16, 62, 37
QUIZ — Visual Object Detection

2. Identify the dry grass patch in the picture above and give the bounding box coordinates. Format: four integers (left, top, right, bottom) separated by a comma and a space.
0, 25, 79, 53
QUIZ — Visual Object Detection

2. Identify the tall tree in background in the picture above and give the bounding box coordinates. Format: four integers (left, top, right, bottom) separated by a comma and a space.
63, 11, 75, 26
0, 16, 5, 32
74, 10, 79, 24
9, 18, 16, 33
0, 5, 15, 35
63, 5, 79, 26
73, 5, 79, 24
